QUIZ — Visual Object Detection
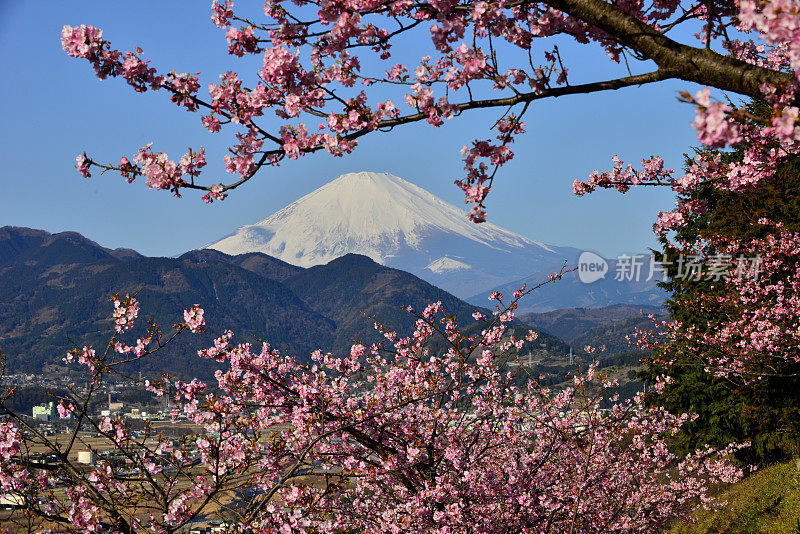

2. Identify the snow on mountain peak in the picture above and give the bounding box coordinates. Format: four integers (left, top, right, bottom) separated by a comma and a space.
206, 171, 553, 267
426, 256, 472, 274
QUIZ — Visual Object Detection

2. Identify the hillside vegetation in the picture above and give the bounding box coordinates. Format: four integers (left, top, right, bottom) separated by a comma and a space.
673, 461, 800, 534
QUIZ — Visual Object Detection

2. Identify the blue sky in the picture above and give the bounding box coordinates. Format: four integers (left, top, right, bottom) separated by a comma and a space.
0, 1, 708, 258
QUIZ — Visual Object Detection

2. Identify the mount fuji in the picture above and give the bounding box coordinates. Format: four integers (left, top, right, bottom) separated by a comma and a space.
205, 171, 580, 298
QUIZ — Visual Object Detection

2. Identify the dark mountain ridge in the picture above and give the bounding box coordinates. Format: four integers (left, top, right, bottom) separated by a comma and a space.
5, 227, 564, 380
0, 226, 142, 266
179, 249, 303, 281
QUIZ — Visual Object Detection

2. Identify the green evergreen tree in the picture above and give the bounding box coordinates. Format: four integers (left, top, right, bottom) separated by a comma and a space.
643, 101, 800, 465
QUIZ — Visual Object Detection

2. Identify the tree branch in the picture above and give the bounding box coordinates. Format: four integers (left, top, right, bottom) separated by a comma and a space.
541, 0, 796, 97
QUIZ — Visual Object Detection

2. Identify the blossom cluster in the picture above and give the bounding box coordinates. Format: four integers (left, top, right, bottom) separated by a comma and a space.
112, 295, 139, 333
650, 229, 800, 380
0, 289, 745, 532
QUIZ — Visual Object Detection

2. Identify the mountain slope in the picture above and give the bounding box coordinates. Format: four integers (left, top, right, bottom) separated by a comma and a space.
520, 304, 666, 354
0, 232, 336, 379
284, 253, 574, 365
205, 172, 579, 297
284, 253, 485, 353
3, 227, 576, 380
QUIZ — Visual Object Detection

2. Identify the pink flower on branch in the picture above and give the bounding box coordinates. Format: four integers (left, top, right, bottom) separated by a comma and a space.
75, 154, 91, 178
211, 0, 234, 28
201, 184, 227, 203
226, 26, 261, 57
112, 295, 140, 333
573, 155, 673, 197
183, 305, 206, 333
691, 88, 743, 148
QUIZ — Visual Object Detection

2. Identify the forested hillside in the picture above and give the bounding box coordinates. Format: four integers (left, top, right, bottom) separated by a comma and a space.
0, 227, 572, 379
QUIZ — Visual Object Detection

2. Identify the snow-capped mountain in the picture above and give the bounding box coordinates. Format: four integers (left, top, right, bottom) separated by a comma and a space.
205, 171, 580, 297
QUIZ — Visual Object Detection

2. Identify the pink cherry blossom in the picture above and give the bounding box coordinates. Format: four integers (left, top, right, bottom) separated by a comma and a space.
183, 305, 205, 333
0, 287, 746, 532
